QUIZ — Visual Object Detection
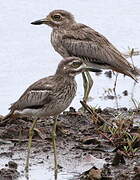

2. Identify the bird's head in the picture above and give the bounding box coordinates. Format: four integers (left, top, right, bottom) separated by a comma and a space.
56, 57, 101, 77
31, 10, 75, 28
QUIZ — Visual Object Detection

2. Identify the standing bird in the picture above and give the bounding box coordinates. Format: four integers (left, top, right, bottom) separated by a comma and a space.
31, 10, 140, 102
4, 57, 99, 175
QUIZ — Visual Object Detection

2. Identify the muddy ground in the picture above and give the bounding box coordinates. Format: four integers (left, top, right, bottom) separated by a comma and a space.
0, 105, 140, 180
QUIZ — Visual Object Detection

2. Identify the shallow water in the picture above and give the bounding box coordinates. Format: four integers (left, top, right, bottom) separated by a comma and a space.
0, 144, 86, 180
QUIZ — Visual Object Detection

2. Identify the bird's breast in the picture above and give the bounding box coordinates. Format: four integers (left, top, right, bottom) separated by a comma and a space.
51, 30, 69, 57
55, 80, 77, 106
43, 80, 77, 116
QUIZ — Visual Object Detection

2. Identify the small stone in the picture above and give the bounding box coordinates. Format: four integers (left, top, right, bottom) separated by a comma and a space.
106, 95, 115, 100
89, 167, 102, 180
134, 166, 140, 174
69, 107, 76, 112
112, 150, 125, 166
104, 71, 112, 78
122, 90, 128, 96
8, 161, 18, 169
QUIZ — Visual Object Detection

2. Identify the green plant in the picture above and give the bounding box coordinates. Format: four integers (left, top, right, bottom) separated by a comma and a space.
123, 133, 139, 157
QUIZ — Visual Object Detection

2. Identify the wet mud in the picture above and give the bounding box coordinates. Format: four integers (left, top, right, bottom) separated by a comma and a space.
0, 106, 140, 180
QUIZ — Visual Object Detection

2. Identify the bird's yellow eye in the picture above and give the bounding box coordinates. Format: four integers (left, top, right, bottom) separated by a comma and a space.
53, 14, 61, 21
72, 61, 82, 68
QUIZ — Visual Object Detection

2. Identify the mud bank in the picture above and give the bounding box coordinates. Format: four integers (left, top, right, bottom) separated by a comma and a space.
0, 107, 140, 180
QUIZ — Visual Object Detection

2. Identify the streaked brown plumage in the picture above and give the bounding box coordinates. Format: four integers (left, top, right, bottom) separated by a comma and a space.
31, 10, 140, 81
4, 57, 100, 173
5, 57, 94, 119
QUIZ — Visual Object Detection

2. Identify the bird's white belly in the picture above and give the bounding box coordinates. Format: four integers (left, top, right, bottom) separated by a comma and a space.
13, 100, 73, 118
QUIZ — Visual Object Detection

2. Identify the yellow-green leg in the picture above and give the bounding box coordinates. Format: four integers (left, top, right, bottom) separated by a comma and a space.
82, 71, 94, 102
25, 117, 38, 172
52, 116, 58, 180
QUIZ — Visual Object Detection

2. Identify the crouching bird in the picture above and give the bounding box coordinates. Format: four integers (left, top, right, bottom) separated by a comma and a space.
4, 57, 100, 177
31, 10, 140, 102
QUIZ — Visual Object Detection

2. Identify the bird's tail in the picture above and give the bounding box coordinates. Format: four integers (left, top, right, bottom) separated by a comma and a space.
127, 66, 140, 82
131, 67, 140, 76
113, 65, 140, 82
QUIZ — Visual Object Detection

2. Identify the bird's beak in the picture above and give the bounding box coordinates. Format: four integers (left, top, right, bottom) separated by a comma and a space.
85, 67, 102, 73
83, 64, 102, 73
31, 18, 48, 25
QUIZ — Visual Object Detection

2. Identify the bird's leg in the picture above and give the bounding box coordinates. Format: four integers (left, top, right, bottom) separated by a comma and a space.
82, 71, 93, 103
52, 115, 58, 180
25, 117, 38, 173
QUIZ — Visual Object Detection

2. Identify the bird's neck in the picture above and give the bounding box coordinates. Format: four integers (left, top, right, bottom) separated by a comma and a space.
53, 22, 75, 31
55, 72, 75, 80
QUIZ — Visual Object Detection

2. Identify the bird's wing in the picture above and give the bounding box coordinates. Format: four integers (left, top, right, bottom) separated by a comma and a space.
62, 24, 135, 78
9, 76, 54, 112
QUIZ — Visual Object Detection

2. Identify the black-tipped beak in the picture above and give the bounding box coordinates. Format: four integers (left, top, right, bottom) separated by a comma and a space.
85, 67, 102, 73
31, 19, 46, 25
81, 64, 102, 73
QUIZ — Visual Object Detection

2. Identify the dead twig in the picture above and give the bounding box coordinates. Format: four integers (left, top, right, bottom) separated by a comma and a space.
122, 49, 140, 58
80, 101, 114, 127
99, 131, 115, 146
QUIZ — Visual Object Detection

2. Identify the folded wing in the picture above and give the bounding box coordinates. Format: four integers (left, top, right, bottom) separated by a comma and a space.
62, 24, 139, 80
9, 77, 54, 112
